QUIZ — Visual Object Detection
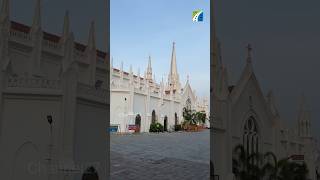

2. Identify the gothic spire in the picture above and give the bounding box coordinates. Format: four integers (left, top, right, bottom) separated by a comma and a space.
169, 42, 178, 78
32, 0, 42, 33
137, 67, 141, 86
87, 21, 96, 50
61, 10, 70, 43
62, 31, 74, 73
120, 61, 123, 78
0, 0, 9, 23
211, 0, 220, 96
86, 21, 96, 85
168, 42, 180, 91
146, 55, 152, 81
110, 57, 113, 70
298, 93, 311, 137
129, 64, 133, 74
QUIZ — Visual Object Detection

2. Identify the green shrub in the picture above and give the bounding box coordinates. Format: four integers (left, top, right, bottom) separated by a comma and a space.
149, 122, 163, 132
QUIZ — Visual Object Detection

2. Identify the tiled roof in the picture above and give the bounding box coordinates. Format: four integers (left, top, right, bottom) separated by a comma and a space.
11, 21, 30, 33
43, 31, 61, 43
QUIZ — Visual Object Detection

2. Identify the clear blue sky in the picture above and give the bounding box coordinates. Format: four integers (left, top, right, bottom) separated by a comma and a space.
111, 0, 210, 98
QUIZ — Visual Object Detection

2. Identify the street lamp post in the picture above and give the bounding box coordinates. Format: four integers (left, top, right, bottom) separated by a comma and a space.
46, 115, 53, 179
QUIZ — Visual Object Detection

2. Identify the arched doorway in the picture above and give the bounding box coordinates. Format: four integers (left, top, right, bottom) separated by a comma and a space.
174, 113, 178, 126
82, 166, 99, 180
164, 116, 168, 131
152, 110, 156, 123
135, 114, 141, 133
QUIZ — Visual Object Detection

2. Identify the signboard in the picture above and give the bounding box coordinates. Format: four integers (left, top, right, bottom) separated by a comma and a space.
290, 154, 304, 161
128, 125, 137, 131
109, 126, 118, 132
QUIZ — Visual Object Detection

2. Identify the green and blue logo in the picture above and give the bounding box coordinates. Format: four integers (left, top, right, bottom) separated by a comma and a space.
192, 10, 204, 22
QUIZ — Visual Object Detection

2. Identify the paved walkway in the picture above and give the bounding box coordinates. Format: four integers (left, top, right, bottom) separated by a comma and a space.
110, 130, 210, 180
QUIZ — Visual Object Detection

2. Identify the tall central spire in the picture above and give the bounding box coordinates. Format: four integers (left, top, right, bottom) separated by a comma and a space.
168, 42, 180, 91
170, 42, 178, 77
146, 55, 153, 81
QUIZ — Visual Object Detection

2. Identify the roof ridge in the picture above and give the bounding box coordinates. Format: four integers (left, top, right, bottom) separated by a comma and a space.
10, 20, 107, 58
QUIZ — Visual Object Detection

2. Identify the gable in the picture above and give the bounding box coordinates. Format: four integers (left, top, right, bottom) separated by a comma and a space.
230, 73, 276, 146
182, 83, 196, 108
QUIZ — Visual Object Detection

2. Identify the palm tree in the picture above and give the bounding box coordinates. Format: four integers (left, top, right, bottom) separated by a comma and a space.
277, 159, 308, 180
263, 151, 281, 180
232, 144, 264, 180
194, 111, 206, 125
233, 144, 310, 180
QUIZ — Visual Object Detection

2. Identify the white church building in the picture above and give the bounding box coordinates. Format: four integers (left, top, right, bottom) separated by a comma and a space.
110, 42, 209, 133
211, 33, 320, 180
0, 0, 109, 179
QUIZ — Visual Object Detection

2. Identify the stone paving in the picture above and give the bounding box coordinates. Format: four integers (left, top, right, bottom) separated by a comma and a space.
110, 130, 210, 180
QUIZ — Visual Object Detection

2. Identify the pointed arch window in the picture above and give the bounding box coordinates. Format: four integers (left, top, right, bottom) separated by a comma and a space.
186, 97, 191, 110
152, 110, 156, 123
243, 116, 259, 156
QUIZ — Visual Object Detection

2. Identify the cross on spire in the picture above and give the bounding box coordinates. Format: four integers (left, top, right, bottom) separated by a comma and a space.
246, 43, 252, 63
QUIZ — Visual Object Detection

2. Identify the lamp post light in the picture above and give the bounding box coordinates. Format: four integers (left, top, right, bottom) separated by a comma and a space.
46, 115, 53, 179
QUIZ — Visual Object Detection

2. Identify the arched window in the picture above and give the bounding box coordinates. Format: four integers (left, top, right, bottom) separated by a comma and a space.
186, 97, 191, 110
243, 116, 259, 156
174, 113, 178, 126
164, 116, 168, 131
152, 110, 156, 123
82, 166, 99, 180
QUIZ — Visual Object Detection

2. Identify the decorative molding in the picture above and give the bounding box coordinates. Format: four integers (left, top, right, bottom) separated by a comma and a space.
6, 76, 61, 90
77, 83, 107, 101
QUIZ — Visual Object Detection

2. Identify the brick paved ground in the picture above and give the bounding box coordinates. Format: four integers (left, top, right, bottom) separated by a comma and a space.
110, 130, 210, 180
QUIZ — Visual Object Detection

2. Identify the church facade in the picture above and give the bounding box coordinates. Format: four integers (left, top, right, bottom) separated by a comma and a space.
110, 42, 209, 133
0, 0, 109, 179
211, 39, 320, 179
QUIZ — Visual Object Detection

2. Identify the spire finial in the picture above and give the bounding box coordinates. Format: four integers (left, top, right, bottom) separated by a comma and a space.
246, 43, 253, 63
187, 74, 189, 82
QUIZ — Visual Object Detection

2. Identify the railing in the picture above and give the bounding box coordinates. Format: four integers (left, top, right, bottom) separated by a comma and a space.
43, 39, 61, 51
10, 29, 31, 42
